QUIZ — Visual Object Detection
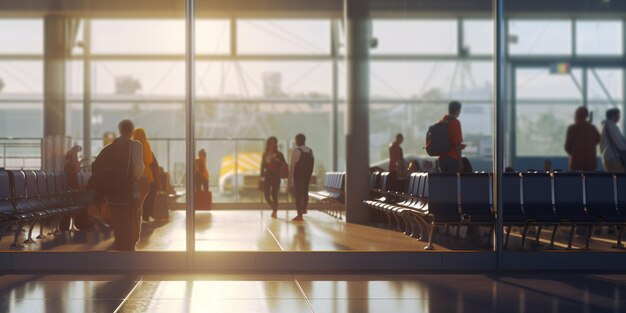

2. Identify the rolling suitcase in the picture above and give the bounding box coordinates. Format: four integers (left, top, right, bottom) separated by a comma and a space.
195, 190, 212, 210
153, 192, 170, 221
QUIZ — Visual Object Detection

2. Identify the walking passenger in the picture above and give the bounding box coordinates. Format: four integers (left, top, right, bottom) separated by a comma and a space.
260, 136, 287, 219
600, 108, 626, 173
289, 134, 314, 222
438, 101, 466, 173
133, 128, 158, 222
91, 119, 144, 251
564, 107, 600, 171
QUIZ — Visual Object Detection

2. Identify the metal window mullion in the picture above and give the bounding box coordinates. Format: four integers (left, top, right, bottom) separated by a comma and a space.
572, 19, 577, 57
230, 17, 237, 57
331, 19, 339, 172
494, 0, 505, 268
582, 66, 588, 108
185, 0, 196, 268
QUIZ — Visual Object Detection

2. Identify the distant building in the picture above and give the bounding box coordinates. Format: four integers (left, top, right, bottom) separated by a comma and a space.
262, 72, 284, 97
115, 76, 142, 95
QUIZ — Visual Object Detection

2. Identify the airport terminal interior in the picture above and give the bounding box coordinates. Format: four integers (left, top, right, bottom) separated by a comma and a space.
2, 0, 626, 312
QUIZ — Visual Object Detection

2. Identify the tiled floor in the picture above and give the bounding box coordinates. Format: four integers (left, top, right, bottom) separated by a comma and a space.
1, 273, 626, 313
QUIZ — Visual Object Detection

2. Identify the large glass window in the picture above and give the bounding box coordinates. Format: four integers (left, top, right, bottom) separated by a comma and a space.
237, 20, 330, 55
0, 19, 43, 54
372, 20, 458, 55
368, 4, 493, 252
576, 20, 623, 56
508, 20, 572, 56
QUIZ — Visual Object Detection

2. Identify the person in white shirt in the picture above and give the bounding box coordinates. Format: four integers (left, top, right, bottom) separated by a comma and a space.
106, 119, 145, 251
288, 134, 314, 222
600, 108, 626, 173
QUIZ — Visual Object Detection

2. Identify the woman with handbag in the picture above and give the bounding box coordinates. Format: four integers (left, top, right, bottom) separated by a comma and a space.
260, 136, 288, 218
600, 108, 626, 173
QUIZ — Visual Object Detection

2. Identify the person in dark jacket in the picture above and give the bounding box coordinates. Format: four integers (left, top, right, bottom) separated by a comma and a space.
288, 134, 314, 222
564, 106, 600, 171
260, 136, 286, 219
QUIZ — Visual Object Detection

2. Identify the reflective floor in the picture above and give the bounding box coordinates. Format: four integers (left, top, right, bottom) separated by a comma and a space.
0, 210, 432, 252
1, 273, 626, 312
2, 209, 625, 252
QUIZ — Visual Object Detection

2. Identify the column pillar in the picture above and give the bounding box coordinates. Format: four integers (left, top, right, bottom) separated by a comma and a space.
43, 15, 67, 137
344, 0, 371, 225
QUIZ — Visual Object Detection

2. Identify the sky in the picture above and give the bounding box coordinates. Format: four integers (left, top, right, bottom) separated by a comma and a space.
0, 17, 623, 158
0, 18, 622, 98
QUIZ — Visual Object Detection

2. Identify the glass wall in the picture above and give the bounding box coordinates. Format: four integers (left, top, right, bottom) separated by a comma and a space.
368, 0, 494, 252
503, 0, 626, 254
0, 3, 187, 251
2, 0, 625, 263
194, 18, 338, 251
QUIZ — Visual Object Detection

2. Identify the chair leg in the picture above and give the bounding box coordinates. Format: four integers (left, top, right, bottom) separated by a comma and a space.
401, 213, 410, 235
69, 216, 79, 232
53, 215, 65, 235
412, 216, 427, 241
504, 225, 512, 249
401, 214, 412, 235
534, 225, 543, 245
614, 226, 625, 249
23, 222, 38, 244
410, 216, 424, 240
36, 220, 46, 239
567, 225, 576, 249
48, 215, 60, 235
486, 225, 495, 249
548, 225, 558, 249
11, 222, 26, 248
520, 225, 530, 250
585, 225, 594, 250
424, 223, 436, 250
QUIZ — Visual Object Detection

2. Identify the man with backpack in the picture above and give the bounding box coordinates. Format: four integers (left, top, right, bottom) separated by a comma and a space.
426, 101, 466, 173
90, 120, 145, 251
288, 133, 314, 222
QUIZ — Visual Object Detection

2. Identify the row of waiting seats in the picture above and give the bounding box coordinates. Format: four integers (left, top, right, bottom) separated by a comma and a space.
308, 172, 345, 219
365, 171, 626, 250
365, 172, 493, 250
0, 169, 92, 248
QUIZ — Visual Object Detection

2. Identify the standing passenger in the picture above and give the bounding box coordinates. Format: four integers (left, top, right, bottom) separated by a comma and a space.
260, 136, 286, 219
600, 108, 626, 173
564, 107, 600, 171
64, 145, 82, 189
289, 134, 314, 222
438, 101, 466, 173
389, 133, 405, 174
194, 149, 209, 192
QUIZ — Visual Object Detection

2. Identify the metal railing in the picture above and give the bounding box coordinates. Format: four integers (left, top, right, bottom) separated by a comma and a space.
0, 138, 42, 170
0, 137, 301, 203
